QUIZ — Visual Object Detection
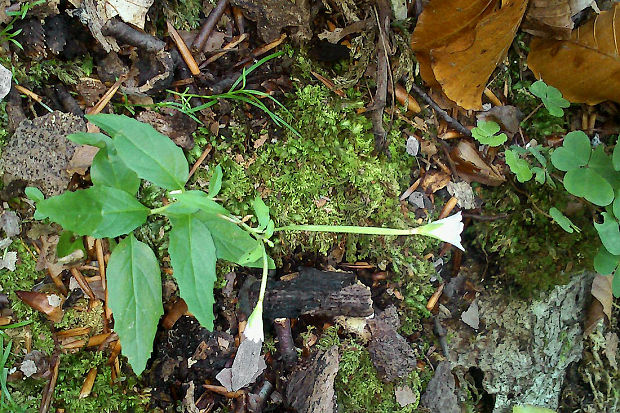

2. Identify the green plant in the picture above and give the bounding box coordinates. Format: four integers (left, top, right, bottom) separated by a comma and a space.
0, 322, 32, 413
0, 0, 45, 50
472, 121, 507, 146
28, 114, 464, 374
529, 80, 570, 117
549, 131, 620, 296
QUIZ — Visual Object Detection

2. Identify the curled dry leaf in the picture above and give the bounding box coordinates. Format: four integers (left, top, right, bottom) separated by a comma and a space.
521, 0, 573, 39
16, 291, 64, 323
591, 274, 613, 322
528, 3, 620, 105
449, 140, 506, 186
411, 0, 528, 109
420, 170, 451, 193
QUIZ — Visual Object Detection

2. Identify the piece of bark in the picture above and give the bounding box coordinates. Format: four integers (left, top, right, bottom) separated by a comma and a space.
241, 267, 373, 320
286, 346, 339, 413
367, 306, 417, 382
420, 361, 459, 413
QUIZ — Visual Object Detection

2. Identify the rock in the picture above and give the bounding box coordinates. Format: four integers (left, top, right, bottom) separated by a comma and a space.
0, 111, 85, 196
448, 272, 593, 411
421, 361, 459, 413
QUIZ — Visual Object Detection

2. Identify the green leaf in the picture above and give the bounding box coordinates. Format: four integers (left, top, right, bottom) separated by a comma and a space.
564, 168, 614, 206
505, 149, 533, 182
550, 131, 591, 171
471, 121, 507, 146
527, 146, 547, 167
253, 196, 270, 229
593, 246, 620, 275
56, 230, 86, 258
588, 145, 620, 188
86, 114, 189, 190
36, 186, 149, 238
594, 212, 620, 255
513, 406, 556, 413
529, 80, 569, 117
207, 165, 223, 198
106, 234, 162, 375
165, 190, 228, 216
25, 187, 44, 203
531, 166, 546, 184
66, 132, 112, 149
169, 215, 217, 330
549, 207, 579, 233
265, 219, 275, 238
198, 211, 275, 269
613, 196, 620, 221
90, 147, 140, 195
613, 139, 620, 171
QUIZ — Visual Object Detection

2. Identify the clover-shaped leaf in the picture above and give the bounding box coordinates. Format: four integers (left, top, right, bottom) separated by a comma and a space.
549, 207, 579, 233
472, 121, 507, 147
564, 167, 614, 206
594, 212, 620, 255
613, 138, 620, 171
594, 245, 620, 275
550, 131, 591, 171
505, 149, 532, 182
529, 80, 570, 117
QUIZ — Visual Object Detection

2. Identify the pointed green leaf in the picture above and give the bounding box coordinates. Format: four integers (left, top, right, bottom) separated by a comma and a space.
595, 212, 620, 255
549, 207, 579, 233
564, 168, 614, 206
107, 234, 163, 375
36, 186, 149, 237
550, 131, 591, 171
169, 215, 217, 330
253, 196, 270, 229
91, 147, 141, 195
25, 187, 44, 203
86, 114, 189, 190
56, 230, 86, 258
207, 165, 223, 197
66, 132, 112, 149
165, 190, 228, 216
198, 211, 275, 269
594, 246, 620, 275
505, 149, 533, 182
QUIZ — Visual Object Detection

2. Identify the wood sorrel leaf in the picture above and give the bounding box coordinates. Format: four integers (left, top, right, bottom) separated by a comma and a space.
36, 186, 148, 238
594, 212, 620, 255
505, 149, 533, 182
91, 147, 140, 195
550, 131, 590, 171
594, 246, 620, 275
86, 114, 189, 190
563, 168, 614, 206
169, 215, 217, 330
613, 139, 620, 171
107, 234, 163, 375
549, 207, 579, 233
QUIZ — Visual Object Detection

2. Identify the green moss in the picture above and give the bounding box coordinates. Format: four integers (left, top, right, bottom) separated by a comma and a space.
468, 183, 598, 297
161, 0, 204, 30
55, 301, 104, 335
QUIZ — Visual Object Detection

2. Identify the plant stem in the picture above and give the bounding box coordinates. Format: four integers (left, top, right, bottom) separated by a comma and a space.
150, 204, 172, 215
257, 243, 269, 305
275, 224, 417, 236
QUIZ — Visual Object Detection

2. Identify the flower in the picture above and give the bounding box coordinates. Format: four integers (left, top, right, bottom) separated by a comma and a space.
244, 302, 264, 343
413, 212, 465, 251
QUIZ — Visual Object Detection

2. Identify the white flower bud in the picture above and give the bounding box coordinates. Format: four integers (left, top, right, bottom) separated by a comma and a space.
244, 302, 264, 343
413, 212, 465, 251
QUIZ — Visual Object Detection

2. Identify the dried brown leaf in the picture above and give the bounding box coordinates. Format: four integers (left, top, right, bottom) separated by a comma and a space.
16, 291, 64, 323
528, 3, 620, 105
591, 274, 613, 321
522, 0, 574, 39
449, 140, 506, 186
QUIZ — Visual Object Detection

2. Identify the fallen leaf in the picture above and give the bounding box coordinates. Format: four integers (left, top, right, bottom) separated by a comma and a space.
412, 0, 528, 109
450, 140, 506, 186
420, 170, 451, 193
216, 338, 266, 391
0, 211, 21, 237
461, 299, 479, 329
605, 332, 618, 369
521, 0, 573, 39
591, 274, 613, 321
67, 145, 99, 175
476, 105, 523, 137
0, 251, 17, 271
16, 291, 64, 323
527, 3, 620, 105
0, 64, 11, 101
104, 0, 154, 29
569, 0, 600, 15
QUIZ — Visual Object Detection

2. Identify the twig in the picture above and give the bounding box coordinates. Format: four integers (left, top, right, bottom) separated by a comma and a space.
433, 316, 449, 358
192, 0, 228, 52
14, 85, 53, 113
522, 102, 543, 124
409, 83, 472, 137
39, 354, 59, 413
370, 2, 391, 153
232, 6, 245, 34
54, 84, 83, 116
101, 20, 165, 53
70, 267, 96, 301
274, 318, 297, 369
87, 75, 125, 115
440, 140, 459, 180
188, 143, 213, 178
201, 33, 248, 67
167, 21, 200, 76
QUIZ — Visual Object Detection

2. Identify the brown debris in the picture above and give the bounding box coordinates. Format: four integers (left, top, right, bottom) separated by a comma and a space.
230, 0, 311, 43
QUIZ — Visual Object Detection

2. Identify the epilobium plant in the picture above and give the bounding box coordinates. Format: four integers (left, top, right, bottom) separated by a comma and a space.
27, 114, 464, 374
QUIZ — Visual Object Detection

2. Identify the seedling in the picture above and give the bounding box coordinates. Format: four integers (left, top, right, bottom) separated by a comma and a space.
505, 145, 555, 186
27, 114, 465, 375
529, 80, 570, 117
471, 120, 507, 146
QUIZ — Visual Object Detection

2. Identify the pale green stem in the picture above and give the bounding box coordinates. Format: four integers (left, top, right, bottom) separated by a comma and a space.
257, 243, 269, 305
149, 204, 172, 215
275, 224, 419, 236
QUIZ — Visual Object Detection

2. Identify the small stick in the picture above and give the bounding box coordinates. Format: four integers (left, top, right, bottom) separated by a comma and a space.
70, 268, 96, 301
201, 33, 248, 67
409, 83, 472, 137
483, 87, 503, 106
203, 384, 244, 398
192, 0, 229, 52
56, 327, 91, 338
14, 85, 53, 113
440, 140, 459, 180
54, 84, 83, 116
47, 268, 68, 296
399, 177, 421, 201
233, 33, 286, 70
426, 283, 444, 310
274, 318, 297, 368
232, 6, 245, 34
188, 143, 213, 178
392, 83, 421, 113
438, 196, 458, 219
167, 21, 200, 76
87, 76, 125, 115
521, 102, 543, 124
39, 354, 60, 413
311, 71, 345, 97
102, 20, 165, 53
79, 368, 97, 399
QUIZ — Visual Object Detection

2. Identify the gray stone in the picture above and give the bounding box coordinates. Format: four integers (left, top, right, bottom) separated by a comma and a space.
421, 361, 459, 413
